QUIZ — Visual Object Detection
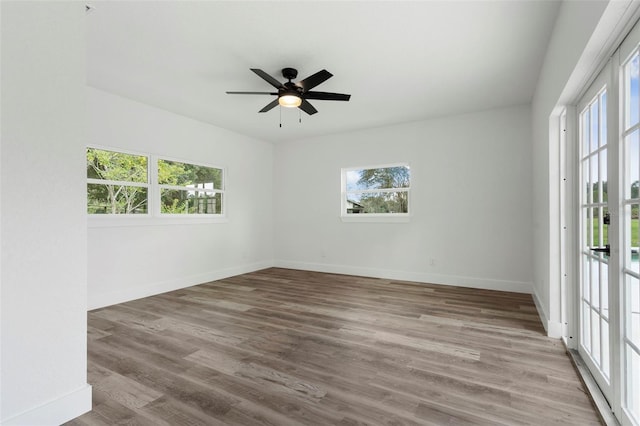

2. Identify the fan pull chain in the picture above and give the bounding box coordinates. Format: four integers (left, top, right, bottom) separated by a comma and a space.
279, 106, 282, 128
299, 109, 301, 124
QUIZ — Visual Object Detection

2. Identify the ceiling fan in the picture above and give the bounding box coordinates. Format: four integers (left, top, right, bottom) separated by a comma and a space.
226, 68, 351, 115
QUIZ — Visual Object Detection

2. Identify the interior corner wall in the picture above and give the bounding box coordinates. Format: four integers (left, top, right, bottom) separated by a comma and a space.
1, 2, 91, 425
273, 105, 533, 294
86, 88, 274, 309
531, 0, 622, 337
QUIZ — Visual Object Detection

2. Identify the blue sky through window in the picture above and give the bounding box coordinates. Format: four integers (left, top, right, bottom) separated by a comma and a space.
628, 52, 639, 194
630, 53, 639, 128
345, 170, 362, 192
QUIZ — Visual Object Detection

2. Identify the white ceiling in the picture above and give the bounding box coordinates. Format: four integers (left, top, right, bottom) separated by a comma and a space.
86, 1, 561, 143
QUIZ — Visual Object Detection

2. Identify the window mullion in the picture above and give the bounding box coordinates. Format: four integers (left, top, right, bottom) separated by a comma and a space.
150, 154, 158, 216
87, 178, 149, 188
159, 184, 220, 193
347, 188, 410, 195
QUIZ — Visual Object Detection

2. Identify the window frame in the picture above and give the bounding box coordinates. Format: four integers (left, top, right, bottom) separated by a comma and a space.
340, 162, 411, 223
155, 155, 225, 217
86, 146, 151, 216
87, 146, 227, 227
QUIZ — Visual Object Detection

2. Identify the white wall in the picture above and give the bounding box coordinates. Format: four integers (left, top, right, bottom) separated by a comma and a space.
1, 2, 91, 425
532, 0, 608, 337
87, 88, 274, 309
274, 105, 533, 293
531, 0, 638, 337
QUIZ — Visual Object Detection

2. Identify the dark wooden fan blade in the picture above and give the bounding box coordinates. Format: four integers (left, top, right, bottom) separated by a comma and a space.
251, 69, 283, 89
259, 99, 279, 113
304, 91, 351, 101
298, 99, 318, 115
298, 70, 333, 91
226, 91, 277, 95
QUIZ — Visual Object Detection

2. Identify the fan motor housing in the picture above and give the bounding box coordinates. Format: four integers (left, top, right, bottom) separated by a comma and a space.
282, 67, 298, 81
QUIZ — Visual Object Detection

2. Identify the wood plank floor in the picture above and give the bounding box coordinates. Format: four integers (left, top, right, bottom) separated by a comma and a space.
66, 268, 601, 425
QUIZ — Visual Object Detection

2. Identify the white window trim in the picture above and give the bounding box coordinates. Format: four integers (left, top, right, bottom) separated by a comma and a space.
88, 215, 229, 228
87, 146, 228, 227
340, 215, 410, 223
340, 162, 411, 223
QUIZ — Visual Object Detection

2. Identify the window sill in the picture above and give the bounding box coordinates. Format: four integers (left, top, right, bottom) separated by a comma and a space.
340, 215, 410, 223
88, 215, 228, 228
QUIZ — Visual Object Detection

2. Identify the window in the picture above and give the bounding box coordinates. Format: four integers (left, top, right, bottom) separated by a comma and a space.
87, 147, 225, 220
341, 164, 410, 219
158, 159, 223, 215
87, 148, 149, 214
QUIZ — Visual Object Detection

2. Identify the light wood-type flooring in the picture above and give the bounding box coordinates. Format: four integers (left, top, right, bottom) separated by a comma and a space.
66, 268, 601, 425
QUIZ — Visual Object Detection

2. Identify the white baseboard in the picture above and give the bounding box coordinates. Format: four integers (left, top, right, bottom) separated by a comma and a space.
88, 260, 273, 310
1, 384, 92, 426
273, 260, 533, 294
89, 259, 538, 320
532, 288, 563, 338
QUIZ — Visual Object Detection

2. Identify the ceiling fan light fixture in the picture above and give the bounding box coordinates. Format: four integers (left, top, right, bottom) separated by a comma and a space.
278, 93, 302, 108
227, 67, 350, 116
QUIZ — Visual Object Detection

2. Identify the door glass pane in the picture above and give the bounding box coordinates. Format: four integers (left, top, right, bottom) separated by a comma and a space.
626, 52, 639, 129
587, 208, 599, 247
583, 111, 591, 155
583, 255, 591, 300
583, 159, 591, 208
582, 255, 591, 301
592, 309, 601, 364
596, 206, 602, 248
603, 206, 609, 247
592, 257, 600, 309
626, 346, 640, 422
602, 318, 610, 378
591, 102, 600, 152
585, 208, 592, 249
601, 91, 607, 147
601, 150, 608, 203
631, 205, 640, 276
591, 155, 599, 204
594, 208, 601, 248
583, 302, 592, 352
627, 129, 639, 199
602, 261, 609, 319
629, 275, 640, 344
592, 208, 600, 249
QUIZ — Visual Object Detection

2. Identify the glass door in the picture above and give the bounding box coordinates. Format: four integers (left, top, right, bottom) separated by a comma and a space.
578, 78, 613, 403
620, 43, 640, 426
574, 19, 640, 425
